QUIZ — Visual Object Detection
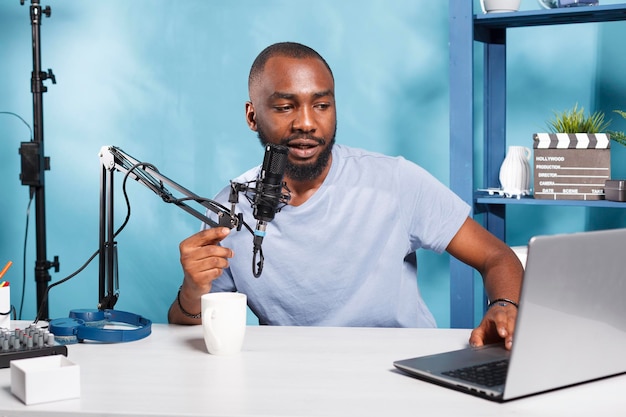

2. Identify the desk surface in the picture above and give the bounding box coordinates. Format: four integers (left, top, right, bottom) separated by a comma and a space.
0, 323, 624, 417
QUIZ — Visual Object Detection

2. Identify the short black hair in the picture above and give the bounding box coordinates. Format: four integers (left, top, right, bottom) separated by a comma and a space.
248, 42, 334, 91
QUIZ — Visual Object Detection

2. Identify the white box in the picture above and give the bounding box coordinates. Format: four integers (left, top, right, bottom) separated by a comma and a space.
11, 355, 80, 405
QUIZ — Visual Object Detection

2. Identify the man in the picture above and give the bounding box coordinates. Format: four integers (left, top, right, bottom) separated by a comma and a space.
168, 42, 523, 350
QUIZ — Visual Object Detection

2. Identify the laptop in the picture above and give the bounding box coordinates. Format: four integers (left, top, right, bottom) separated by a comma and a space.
394, 228, 626, 402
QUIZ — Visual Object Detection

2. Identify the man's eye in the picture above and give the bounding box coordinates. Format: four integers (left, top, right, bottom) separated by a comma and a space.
274, 105, 292, 112
315, 103, 331, 110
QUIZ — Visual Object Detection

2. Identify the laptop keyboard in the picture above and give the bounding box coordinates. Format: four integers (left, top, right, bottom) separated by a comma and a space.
442, 359, 509, 387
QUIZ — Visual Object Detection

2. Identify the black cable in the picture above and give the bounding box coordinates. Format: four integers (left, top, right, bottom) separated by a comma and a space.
0, 111, 33, 141
33, 248, 99, 324
18, 192, 35, 320
252, 246, 264, 278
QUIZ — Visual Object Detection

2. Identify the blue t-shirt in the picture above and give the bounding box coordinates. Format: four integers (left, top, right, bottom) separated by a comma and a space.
208, 144, 470, 327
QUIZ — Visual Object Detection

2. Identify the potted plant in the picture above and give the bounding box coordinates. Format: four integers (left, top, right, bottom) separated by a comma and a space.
543, 104, 626, 146
545, 103, 610, 136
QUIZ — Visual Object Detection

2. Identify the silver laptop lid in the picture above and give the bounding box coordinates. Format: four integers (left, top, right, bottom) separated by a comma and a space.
504, 228, 626, 400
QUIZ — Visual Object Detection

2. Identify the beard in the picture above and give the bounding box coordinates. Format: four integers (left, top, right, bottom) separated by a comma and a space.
256, 124, 336, 182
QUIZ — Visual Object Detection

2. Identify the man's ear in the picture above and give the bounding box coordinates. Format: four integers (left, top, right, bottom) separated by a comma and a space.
245, 101, 257, 131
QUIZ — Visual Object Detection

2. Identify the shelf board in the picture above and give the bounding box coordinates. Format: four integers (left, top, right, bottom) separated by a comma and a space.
474, 3, 626, 30
475, 194, 626, 208
474, 4, 626, 44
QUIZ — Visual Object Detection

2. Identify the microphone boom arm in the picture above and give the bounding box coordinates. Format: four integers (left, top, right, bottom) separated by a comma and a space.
97, 145, 242, 309
99, 146, 240, 229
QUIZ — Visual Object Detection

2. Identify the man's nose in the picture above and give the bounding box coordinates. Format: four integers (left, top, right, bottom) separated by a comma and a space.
292, 107, 315, 132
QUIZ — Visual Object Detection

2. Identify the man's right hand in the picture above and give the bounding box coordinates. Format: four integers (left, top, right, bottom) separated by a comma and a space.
168, 227, 234, 324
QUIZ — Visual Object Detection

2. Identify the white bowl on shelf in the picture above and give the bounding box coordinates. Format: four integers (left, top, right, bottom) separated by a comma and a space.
480, 0, 521, 13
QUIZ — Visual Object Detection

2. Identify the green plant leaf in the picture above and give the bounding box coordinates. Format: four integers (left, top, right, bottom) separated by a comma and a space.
546, 104, 610, 133
607, 130, 626, 147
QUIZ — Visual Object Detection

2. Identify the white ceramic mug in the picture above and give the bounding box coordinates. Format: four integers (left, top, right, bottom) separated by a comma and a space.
201, 292, 247, 355
480, 0, 521, 13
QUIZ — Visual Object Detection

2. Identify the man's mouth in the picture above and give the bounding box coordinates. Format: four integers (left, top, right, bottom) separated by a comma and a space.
288, 140, 317, 149
287, 143, 318, 159
284, 138, 324, 159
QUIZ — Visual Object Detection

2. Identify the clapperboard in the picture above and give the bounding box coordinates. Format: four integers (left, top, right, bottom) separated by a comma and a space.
533, 133, 611, 200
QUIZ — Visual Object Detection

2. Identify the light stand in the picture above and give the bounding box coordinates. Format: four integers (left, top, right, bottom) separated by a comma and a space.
18, 0, 59, 319
97, 146, 245, 309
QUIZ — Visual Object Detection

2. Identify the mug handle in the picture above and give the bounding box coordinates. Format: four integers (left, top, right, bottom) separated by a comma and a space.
523, 147, 532, 160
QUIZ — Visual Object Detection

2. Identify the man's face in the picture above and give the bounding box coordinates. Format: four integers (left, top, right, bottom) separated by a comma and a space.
247, 56, 337, 182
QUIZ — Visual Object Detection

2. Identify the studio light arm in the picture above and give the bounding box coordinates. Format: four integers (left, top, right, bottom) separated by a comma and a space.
97, 145, 243, 309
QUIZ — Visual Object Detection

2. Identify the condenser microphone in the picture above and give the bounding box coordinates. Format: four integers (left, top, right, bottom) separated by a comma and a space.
253, 143, 289, 236
251, 143, 289, 277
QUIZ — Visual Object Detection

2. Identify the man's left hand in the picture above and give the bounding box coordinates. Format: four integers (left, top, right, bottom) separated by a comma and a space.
469, 304, 517, 350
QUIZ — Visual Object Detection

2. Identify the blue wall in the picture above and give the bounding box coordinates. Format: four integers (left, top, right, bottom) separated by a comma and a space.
1, 1, 625, 326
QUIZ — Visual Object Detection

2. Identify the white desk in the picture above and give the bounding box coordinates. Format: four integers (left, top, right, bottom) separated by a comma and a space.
0, 323, 624, 416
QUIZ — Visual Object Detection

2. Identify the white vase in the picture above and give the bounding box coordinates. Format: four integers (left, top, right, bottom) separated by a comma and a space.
499, 146, 531, 198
